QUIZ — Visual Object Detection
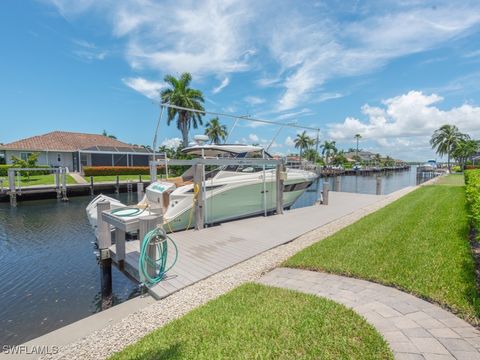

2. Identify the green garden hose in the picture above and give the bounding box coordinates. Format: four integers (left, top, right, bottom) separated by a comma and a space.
111, 207, 146, 217
139, 227, 178, 286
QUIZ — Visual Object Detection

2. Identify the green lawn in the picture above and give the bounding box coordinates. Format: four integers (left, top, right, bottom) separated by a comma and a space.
0, 174, 76, 187
436, 174, 465, 186
285, 184, 480, 323
89, 175, 151, 183
109, 284, 393, 360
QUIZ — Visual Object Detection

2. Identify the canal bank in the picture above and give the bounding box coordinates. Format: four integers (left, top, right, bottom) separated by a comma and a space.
2, 177, 439, 360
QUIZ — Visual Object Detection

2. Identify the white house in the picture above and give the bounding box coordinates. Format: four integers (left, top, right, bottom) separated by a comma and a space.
0, 131, 153, 172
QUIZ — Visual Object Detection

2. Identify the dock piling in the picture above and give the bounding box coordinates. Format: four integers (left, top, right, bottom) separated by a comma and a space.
8, 169, 17, 207
322, 182, 329, 205
193, 164, 205, 230
276, 162, 285, 215
61, 168, 68, 201
90, 176, 94, 196
139, 216, 162, 280
149, 161, 157, 183
115, 176, 120, 194
96, 201, 111, 249
55, 169, 61, 199
376, 176, 382, 195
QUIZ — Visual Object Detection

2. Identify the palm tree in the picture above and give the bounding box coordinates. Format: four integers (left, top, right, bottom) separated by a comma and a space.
430, 125, 468, 172
320, 140, 337, 165
294, 131, 313, 162
354, 134, 362, 159
452, 139, 478, 169
204, 117, 227, 144
374, 153, 382, 166
161, 72, 205, 147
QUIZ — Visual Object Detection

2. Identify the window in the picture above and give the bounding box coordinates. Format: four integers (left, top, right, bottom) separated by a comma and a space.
20, 152, 32, 161
57, 153, 62, 162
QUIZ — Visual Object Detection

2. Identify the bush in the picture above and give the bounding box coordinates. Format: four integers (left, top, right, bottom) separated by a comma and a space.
0, 164, 51, 177
83, 166, 164, 176
465, 165, 480, 170
452, 165, 462, 173
465, 170, 480, 238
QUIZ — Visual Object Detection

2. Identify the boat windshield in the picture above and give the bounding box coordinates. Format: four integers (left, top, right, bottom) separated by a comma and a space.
181, 150, 275, 181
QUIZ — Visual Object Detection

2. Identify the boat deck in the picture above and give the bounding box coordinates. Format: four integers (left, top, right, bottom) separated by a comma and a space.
109, 191, 391, 299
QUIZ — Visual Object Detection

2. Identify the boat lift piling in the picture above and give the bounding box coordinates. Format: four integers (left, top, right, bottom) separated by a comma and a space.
376, 176, 382, 195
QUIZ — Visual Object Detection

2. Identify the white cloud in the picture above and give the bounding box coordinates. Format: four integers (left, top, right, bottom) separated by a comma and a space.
244, 96, 265, 105
71, 38, 108, 61
268, 3, 480, 109
329, 90, 480, 140
328, 90, 480, 160
122, 77, 165, 99
248, 133, 259, 142
161, 137, 182, 149
212, 77, 230, 94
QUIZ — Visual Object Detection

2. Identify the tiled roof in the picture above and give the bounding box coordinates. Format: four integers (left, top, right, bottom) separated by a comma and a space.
0, 131, 148, 152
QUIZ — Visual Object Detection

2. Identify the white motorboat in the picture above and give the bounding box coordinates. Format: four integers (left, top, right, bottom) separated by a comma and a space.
86, 143, 318, 232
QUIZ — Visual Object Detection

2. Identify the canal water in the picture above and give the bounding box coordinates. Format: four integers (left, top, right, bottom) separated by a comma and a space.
0, 166, 434, 346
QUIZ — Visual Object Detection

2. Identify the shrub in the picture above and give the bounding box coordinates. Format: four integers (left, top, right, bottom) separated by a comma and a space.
83, 166, 164, 176
465, 170, 480, 238
452, 165, 462, 173
465, 165, 480, 170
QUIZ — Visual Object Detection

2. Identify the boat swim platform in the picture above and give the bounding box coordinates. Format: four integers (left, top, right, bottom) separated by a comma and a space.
109, 191, 395, 300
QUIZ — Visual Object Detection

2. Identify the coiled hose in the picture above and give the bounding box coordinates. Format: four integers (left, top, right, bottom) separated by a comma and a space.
139, 227, 178, 286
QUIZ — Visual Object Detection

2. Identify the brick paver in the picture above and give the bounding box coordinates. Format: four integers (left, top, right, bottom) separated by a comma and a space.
257, 268, 480, 360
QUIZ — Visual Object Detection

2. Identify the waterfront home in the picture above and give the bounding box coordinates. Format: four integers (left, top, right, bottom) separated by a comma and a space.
0, 131, 153, 172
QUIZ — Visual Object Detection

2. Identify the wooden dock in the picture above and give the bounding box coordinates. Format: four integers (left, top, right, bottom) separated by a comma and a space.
109, 191, 390, 300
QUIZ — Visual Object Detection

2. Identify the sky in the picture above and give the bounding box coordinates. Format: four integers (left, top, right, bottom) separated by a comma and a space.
1, 0, 480, 161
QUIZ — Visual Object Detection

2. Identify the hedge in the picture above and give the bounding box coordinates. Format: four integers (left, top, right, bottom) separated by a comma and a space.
0, 165, 51, 177
83, 166, 164, 176
465, 165, 480, 170
465, 169, 480, 239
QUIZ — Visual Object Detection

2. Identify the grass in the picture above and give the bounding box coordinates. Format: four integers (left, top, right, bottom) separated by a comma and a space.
89, 175, 151, 183
436, 173, 465, 186
109, 283, 393, 360
285, 184, 480, 323
0, 174, 76, 187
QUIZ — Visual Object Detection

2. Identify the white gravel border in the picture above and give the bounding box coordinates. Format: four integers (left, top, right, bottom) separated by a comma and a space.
41, 179, 438, 360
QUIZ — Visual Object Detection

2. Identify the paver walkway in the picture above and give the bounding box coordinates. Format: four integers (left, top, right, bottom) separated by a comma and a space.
258, 268, 480, 360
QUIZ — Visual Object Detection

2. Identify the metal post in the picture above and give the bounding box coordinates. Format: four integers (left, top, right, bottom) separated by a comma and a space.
193, 164, 205, 230
376, 176, 382, 195
139, 215, 162, 280
335, 176, 341, 192
137, 182, 144, 203
322, 182, 329, 205
61, 167, 68, 201
276, 161, 285, 215
262, 150, 267, 216
8, 169, 16, 207
90, 176, 94, 196
115, 175, 120, 194
55, 169, 61, 199
149, 161, 157, 183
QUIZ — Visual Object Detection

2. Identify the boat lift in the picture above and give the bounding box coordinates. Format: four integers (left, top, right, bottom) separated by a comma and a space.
7, 167, 69, 207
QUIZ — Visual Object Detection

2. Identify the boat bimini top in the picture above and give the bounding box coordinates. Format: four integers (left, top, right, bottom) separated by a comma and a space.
181, 144, 266, 158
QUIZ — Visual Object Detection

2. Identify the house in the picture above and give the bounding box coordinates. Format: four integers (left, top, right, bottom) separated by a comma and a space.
0, 131, 153, 172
